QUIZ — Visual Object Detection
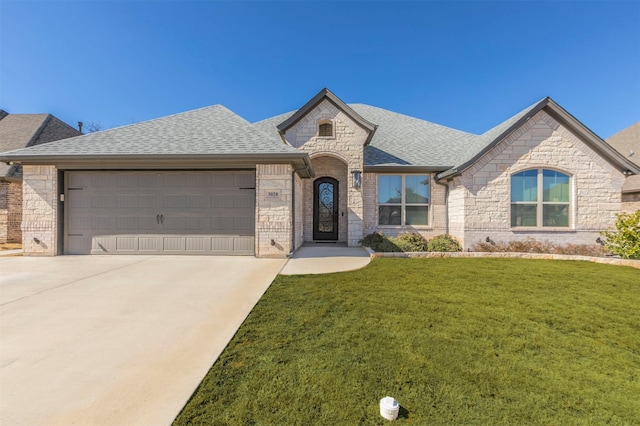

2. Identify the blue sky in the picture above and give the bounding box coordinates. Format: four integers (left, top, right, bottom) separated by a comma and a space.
1, 1, 639, 138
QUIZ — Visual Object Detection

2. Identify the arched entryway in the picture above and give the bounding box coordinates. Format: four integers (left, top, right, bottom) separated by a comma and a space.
313, 177, 339, 240
303, 155, 348, 243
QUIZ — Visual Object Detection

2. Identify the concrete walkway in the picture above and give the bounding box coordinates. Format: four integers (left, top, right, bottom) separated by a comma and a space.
280, 244, 371, 275
0, 255, 286, 426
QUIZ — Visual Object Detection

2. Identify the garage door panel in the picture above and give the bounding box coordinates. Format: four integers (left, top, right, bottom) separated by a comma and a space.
234, 173, 255, 188
185, 237, 205, 252
234, 216, 253, 232
211, 174, 234, 187
234, 193, 254, 208
65, 171, 255, 255
116, 216, 139, 230
212, 216, 234, 231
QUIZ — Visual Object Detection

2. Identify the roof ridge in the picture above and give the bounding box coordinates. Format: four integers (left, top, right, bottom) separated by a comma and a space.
25, 114, 52, 148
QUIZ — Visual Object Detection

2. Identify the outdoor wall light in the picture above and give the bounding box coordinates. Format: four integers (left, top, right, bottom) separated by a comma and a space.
352, 170, 362, 189
33, 237, 41, 245
270, 239, 276, 246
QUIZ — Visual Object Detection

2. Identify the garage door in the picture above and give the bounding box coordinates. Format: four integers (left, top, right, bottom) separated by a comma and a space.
64, 171, 255, 255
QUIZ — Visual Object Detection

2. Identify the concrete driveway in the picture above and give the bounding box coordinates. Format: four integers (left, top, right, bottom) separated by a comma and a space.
0, 255, 286, 426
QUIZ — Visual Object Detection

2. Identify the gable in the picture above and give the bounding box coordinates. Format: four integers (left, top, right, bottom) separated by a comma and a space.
276, 88, 376, 146
280, 98, 371, 150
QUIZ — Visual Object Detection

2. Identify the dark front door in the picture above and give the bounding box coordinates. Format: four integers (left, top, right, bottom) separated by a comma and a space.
313, 177, 339, 241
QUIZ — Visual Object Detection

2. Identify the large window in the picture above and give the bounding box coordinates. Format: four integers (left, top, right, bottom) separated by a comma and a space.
511, 169, 570, 228
378, 175, 429, 226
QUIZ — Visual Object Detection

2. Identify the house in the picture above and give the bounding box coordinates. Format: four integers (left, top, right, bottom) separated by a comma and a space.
0, 89, 637, 257
0, 110, 81, 244
606, 122, 640, 213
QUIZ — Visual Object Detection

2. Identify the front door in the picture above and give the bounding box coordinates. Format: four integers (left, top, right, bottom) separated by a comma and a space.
313, 177, 339, 241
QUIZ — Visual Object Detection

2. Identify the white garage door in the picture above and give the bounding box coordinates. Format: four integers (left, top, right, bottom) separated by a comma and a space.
65, 171, 255, 255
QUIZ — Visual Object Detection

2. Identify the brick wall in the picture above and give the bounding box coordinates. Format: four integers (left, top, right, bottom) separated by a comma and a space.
0, 181, 22, 243
21, 165, 58, 255
453, 110, 625, 249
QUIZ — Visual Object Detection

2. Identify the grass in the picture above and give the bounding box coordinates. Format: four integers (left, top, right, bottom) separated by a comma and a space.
174, 259, 640, 425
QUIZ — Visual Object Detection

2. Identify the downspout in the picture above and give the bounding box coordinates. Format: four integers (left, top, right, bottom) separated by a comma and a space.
435, 177, 449, 235
288, 169, 296, 257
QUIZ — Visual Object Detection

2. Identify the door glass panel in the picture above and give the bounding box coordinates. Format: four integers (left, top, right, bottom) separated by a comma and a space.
318, 182, 334, 233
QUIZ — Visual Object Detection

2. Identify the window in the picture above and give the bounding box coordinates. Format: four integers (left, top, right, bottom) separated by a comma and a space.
318, 121, 333, 137
511, 169, 570, 228
378, 175, 429, 225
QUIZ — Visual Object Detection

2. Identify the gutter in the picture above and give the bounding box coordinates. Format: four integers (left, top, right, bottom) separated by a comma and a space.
0, 152, 316, 178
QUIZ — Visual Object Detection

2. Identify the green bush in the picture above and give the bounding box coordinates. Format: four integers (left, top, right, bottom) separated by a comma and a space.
427, 234, 462, 252
359, 232, 387, 251
601, 211, 640, 259
394, 232, 429, 252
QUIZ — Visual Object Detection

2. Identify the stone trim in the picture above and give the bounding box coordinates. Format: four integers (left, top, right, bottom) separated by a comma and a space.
366, 248, 640, 269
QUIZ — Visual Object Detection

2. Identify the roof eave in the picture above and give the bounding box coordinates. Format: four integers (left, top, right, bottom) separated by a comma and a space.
364, 165, 452, 173
543, 99, 640, 175
276, 88, 377, 136
443, 98, 550, 180
440, 97, 640, 180
0, 152, 315, 178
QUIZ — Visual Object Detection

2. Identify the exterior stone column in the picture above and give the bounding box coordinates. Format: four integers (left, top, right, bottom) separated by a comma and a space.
22, 165, 57, 256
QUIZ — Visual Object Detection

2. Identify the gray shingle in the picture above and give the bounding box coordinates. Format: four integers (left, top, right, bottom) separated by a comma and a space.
0, 114, 80, 179
606, 122, 640, 192
0, 105, 298, 159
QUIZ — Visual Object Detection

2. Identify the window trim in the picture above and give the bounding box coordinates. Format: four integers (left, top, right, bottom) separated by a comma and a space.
377, 174, 430, 227
318, 119, 334, 138
510, 168, 572, 229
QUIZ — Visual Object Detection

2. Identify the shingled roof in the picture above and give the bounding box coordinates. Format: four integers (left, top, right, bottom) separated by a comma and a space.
256, 96, 639, 178
0, 112, 81, 180
606, 122, 640, 193
0, 105, 313, 177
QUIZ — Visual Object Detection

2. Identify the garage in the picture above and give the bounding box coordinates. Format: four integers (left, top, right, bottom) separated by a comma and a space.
64, 170, 256, 255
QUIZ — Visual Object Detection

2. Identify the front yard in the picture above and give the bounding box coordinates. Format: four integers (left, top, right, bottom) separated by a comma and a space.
174, 258, 639, 425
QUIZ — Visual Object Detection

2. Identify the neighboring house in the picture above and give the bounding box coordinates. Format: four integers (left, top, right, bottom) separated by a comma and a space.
0, 89, 637, 257
0, 110, 81, 244
606, 122, 640, 213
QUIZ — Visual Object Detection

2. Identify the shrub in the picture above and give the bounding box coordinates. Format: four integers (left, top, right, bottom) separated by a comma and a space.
471, 238, 609, 257
601, 211, 640, 259
359, 232, 386, 251
394, 232, 429, 252
427, 234, 462, 252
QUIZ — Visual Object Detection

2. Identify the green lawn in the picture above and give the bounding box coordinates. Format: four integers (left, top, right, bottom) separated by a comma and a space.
174, 259, 640, 425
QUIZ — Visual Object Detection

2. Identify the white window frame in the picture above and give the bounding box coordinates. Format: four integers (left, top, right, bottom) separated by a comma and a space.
510, 168, 571, 229
378, 174, 430, 227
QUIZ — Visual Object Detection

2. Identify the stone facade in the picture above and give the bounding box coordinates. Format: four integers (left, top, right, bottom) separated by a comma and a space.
21, 165, 58, 255
255, 164, 296, 257
448, 110, 626, 250
282, 99, 366, 246
0, 181, 22, 243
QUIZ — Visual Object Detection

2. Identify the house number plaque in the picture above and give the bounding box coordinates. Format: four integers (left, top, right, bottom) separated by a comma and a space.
266, 191, 280, 199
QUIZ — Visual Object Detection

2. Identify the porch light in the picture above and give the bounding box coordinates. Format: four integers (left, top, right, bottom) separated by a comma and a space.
352, 170, 362, 189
